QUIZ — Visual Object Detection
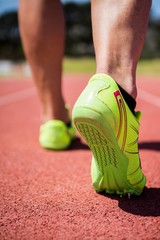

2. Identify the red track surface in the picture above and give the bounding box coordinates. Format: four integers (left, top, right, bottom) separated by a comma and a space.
0, 75, 160, 240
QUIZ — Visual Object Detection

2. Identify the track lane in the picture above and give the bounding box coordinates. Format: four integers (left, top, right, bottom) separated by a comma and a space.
0, 75, 159, 240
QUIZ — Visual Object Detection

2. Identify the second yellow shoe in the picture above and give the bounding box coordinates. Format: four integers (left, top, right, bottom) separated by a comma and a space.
39, 119, 75, 150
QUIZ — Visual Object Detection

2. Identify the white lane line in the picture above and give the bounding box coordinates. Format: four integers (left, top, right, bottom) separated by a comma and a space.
138, 88, 160, 108
0, 86, 159, 108
0, 87, 36, 106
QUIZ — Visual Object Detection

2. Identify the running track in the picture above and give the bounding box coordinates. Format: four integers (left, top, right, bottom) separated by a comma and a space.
0, 74, 160, 240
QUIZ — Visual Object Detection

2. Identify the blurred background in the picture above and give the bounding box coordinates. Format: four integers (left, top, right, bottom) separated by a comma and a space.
0, 0, 160, 77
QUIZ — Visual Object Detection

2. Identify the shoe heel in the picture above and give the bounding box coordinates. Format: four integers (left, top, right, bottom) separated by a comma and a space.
73, 107, 134, 194
73, 106, 145, 196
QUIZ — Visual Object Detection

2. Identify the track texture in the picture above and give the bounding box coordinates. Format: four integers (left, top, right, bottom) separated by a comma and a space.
0, 75, 160, 240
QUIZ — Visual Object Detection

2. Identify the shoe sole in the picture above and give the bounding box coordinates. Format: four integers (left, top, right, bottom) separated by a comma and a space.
73, 107, 144, 196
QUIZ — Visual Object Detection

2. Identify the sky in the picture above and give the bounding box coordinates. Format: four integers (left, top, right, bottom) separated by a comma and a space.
0, 0, 160, 20
150, 0, 160, 20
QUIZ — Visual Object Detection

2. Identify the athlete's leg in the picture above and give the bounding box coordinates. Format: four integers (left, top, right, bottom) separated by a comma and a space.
91, 0, 151, 99
18, 0, 68, 123
73, 0, 152, 195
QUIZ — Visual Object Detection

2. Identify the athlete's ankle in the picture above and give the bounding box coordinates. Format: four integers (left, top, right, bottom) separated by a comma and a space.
117, 82, 137, 100
117, 84, 137, 115
95, 71, 137, 113
41, 104, 69, 124
96, 68, 137, 99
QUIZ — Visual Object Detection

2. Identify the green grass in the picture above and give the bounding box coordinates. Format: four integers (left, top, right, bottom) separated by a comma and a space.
63, 57, 160, 76
63, 57, 96, 74
137, 58, 160, 76
0, 57, 159, 79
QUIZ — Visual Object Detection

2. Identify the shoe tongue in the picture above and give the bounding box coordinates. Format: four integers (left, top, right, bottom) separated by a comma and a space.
135, 111, 142, 121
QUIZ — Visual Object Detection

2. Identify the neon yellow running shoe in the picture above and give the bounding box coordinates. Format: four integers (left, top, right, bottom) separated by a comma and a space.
39, 119, 75, 150
72, 73, 146, 196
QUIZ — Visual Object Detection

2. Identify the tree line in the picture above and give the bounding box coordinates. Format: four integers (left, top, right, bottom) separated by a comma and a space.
0, 2, 159, 60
